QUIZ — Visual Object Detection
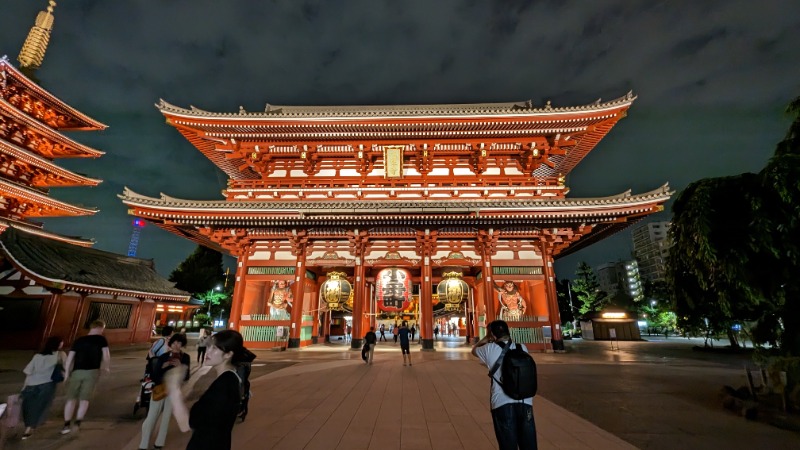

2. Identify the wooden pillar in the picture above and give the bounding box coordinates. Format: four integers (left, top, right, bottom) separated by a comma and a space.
288, 245, 308, 348
540, 243, 565, 352
67, 293, 88, 346
128, 299, 142, 344
351, 255, 366, 349
311, 279, 320, 343
229, 246, 251, 331
420, 255, 434, 350
41, 291, 61, 343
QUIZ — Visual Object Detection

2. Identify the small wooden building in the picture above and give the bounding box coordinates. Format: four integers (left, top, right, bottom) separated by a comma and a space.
580, 309, 641, 341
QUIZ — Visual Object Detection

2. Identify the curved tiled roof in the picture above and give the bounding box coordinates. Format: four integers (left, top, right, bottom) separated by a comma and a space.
120, 184, 670, 214
157, 92, 636, 120
0, 227, 189, 300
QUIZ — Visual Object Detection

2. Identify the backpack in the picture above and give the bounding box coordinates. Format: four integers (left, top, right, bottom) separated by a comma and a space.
488, 340, 537, 400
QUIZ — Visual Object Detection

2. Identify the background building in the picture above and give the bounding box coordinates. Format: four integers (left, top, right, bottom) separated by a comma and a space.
595, 260, 643, 304
632, 221, 672, 282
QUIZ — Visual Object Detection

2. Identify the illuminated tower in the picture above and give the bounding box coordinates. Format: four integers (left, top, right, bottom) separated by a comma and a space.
127, 218, 146, 256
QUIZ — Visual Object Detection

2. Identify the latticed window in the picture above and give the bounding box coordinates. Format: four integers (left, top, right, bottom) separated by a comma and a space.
84, 302, 132, 329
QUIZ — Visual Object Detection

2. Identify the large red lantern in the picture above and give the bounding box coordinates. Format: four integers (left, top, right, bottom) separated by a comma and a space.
375, 268, 411, 312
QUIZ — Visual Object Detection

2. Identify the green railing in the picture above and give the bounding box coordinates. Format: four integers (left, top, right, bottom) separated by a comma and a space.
250, 312, 290, 320
241, 325, 288, 342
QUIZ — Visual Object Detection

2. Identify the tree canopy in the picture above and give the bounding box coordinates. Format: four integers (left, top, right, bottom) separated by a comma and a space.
570, 262, 607, 314
667, 96, 800, 355
169, 245, 226, 295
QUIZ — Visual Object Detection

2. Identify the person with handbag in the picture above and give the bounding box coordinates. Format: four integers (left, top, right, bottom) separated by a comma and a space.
20, 336, 65, 440
165, 330, 247, 450
138, 333, 190, 450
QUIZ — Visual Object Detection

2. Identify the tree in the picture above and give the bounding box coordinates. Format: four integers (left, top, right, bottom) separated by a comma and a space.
169, 245, 226, 294
195, 289, 229, 325
570, 262, 607, 314
555, 278, 576, 327
667, 96, 800, 355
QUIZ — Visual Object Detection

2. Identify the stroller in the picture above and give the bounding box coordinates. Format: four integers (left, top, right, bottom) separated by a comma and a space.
133, 358, 157, 416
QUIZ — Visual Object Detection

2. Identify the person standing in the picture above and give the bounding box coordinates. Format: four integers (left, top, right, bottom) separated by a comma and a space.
62, 320, 111, 435
410, 324, 416, 342
471, 320, 537, 450
20, 336, 65, 440
196, 328, 209, 364
392, 323, 400, 344
434, 325, 439, 340
364, 327, 377, 364
165, 330, 248, 450
345, 324, 352, 343
378, 323, 387, 342
398, 321, 412, 366
139, 334, 190, 450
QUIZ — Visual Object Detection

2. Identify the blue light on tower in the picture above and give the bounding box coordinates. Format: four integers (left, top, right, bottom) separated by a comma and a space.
127, 219, 146, 257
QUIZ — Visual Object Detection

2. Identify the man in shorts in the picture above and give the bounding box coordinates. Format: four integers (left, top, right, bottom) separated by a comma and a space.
62, 319, 111, 434
398, 321, 412, 366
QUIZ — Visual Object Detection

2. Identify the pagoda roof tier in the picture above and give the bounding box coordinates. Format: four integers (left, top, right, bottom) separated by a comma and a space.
0, 56, 107, 131
157, 93, 635, 181
0, 217, 94, 247
1, 97, 104, 158
0, 227, 189, 301
0, 178, 97, 218
120, 184, 671, 258
0, 139, 102, 187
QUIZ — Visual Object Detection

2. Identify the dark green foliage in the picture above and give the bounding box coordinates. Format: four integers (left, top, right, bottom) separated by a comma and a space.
556, 278, 576, 325
668, 96, 800, 355
570, 262, 607, 314
168, 245, 226, 295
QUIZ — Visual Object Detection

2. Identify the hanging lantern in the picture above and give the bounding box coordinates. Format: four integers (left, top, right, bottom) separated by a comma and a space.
376, 268, 411, 312
319, 271, 352, 311
437, 271, 469, 311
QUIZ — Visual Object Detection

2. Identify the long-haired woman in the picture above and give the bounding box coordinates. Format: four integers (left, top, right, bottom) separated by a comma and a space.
21, 336, 65, 440
165, 330, 245, 450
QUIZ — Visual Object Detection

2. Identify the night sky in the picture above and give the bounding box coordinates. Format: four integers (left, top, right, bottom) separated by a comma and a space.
1, 1, 799, 278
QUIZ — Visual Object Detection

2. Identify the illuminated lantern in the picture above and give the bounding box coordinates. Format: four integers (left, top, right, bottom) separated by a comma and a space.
437, 271, 469, 312
319, 271, 352, 311
376, 268, 411, 312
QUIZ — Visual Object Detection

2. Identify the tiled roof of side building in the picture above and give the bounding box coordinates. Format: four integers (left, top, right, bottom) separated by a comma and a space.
0, 227, 189, 300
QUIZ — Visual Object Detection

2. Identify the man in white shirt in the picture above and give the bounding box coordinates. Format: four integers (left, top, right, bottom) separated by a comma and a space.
471, 320, 537, 449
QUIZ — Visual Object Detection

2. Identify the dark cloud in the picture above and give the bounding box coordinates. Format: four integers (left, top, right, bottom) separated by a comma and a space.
2, 0, 799, 277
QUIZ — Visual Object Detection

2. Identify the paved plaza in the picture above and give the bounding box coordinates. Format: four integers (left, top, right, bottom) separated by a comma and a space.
1, 336, 798, 449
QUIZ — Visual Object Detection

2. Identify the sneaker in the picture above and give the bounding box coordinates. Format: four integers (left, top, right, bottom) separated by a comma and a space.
22, 432, 32, 440
60, 426, 71, 435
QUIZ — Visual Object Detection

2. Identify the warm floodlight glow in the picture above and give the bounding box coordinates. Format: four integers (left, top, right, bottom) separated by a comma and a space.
602, 312, 627, 319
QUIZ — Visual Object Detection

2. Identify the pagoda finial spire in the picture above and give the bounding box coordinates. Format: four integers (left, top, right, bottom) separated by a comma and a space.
18, 1, 57, 70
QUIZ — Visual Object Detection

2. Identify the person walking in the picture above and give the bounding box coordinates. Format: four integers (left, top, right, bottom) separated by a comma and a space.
433, 325, 439, 340
62, 320, 111, 435
471, 320, 537, 450
392, 323, 400, 344
20, 336, 65, 440
410, 324, 416, 342
165, 330, 249, 450
196, 328, 209, 364
378, 323, 387, 341
364, 327, 377, 364
398, 321, 412, 366
138, 333, 190, 450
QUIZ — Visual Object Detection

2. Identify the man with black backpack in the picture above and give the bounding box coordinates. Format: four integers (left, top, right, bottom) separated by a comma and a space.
471, 320, 537, 449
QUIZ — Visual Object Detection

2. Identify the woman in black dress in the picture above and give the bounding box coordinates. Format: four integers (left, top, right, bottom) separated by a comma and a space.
166, 330, 245, 450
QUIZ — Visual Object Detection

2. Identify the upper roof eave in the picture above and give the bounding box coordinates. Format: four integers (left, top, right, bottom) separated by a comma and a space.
0, 56, 108, 131
156, 92, 636, 122
0, 139, 102, 186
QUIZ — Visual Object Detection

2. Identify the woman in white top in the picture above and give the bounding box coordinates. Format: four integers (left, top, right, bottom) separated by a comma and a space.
21, 336, 66, 440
